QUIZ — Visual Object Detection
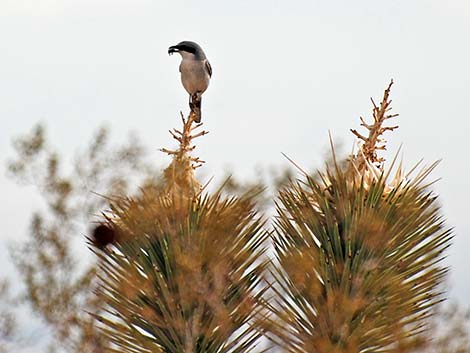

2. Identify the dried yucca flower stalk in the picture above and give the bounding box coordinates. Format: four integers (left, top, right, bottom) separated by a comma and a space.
160, 111, 208, 199
351, 79, 398, 171
345, 79, 435, 196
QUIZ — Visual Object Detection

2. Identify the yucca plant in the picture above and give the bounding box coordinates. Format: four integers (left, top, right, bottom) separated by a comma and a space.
91, 113, 269, 353
267, 81, 453, 353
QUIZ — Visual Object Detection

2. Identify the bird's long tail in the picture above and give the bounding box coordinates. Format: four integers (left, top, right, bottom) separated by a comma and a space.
189, 93, 202, 123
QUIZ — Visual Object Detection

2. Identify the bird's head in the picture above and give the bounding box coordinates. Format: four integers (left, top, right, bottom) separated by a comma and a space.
168, 41, 206, 60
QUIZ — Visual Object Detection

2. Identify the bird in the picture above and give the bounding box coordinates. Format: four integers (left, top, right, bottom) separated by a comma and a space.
168, 41, 212, 123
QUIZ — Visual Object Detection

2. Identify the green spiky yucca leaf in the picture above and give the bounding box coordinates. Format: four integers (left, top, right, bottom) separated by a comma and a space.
268, 160, 452, 353
93, 187, 269, 353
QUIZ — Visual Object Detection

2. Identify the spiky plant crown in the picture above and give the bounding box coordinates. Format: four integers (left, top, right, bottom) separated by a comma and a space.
92, 113, 268, 353
268, 81, 452, 353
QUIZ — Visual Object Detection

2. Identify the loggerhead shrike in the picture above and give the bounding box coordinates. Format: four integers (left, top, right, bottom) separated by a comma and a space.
168, 41, 212, 123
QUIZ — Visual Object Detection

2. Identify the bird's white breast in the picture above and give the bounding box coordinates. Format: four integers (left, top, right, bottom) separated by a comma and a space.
179, 58, 210, 95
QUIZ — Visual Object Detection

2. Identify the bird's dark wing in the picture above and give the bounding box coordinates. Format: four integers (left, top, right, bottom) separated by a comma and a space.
205, 60, 212, 78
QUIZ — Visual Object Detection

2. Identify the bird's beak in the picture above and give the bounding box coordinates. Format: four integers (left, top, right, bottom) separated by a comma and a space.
168, 45, 179, 55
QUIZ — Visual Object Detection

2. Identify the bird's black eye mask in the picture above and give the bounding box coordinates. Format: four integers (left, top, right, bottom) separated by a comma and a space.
177, 44, 197, 54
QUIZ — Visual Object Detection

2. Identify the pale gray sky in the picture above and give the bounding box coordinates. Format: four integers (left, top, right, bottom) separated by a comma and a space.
1, 0, 469, 349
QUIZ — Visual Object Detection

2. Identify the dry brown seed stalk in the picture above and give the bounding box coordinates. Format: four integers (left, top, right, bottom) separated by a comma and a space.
351, 79, 399, 170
